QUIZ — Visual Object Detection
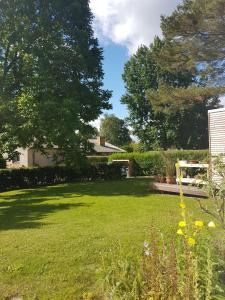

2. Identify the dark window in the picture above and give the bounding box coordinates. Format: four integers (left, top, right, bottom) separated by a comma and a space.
12, 153, 20, 163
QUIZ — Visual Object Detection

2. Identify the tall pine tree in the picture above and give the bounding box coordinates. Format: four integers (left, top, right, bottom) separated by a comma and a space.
150, 0, 225, 111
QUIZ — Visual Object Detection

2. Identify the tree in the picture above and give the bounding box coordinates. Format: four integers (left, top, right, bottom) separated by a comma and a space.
100, 114, 131, 146
0, 0, 111, 164
151, 0, 225, 110
122, 37, 220, 150
161, 0, 225, 76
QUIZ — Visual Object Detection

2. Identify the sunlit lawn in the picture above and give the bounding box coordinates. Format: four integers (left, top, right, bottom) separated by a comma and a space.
0, 179, 211, 299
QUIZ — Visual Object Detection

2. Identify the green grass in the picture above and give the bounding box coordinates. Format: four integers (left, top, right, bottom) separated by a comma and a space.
0, 179, 212, 299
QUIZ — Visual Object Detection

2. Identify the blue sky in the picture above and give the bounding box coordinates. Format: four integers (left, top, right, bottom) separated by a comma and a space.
102, 43, 129, 119
90, 0, 225, 128
89, 0, 183, 127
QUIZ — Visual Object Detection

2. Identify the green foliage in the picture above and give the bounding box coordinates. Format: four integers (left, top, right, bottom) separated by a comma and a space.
0, 164, 123, 191
0, 178, 218, 298
101, 228, 223, 299
120, 144, 134, 153
199, 155, 225, 230
101, 248, 143, 299
121, 38, 220, 150
155, 0, 225, 109
0, 156, 6, 168
100, 114, 131, 146
162, 151, 176, 177
87, 156, 109, 165
161, 0, 225, 77
148, 83, 224, 113
109, 150, 208, 176
0, 0, 111, 162
101, 177, 224, 299
121, 143, 142, 153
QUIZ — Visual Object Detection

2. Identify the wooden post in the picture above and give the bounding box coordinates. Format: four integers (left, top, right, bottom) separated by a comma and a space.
128, 160, 133, 177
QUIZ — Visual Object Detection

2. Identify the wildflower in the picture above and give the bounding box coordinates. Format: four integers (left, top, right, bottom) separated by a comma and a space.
144, 241, 149, 248
179, 221, 186, 227
144, 250, 150, 256
177, 229, 184, 235
188, 237, 196, 246
180, 202, 186, 209
195, 220, 204, 228
208, 221, 216, 228
175, 162, 180, 169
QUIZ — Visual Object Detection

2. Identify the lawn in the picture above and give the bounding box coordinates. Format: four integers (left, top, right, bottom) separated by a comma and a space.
0, 179, 211, 299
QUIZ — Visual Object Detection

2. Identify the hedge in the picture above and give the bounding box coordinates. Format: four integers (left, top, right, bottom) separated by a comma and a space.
0, 164, 124, 192
0, 157, 6, 169
109, 150, 209, 176
87, 156, 109, 165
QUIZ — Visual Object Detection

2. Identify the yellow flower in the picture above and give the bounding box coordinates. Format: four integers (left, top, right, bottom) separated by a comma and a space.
179, 221, 186, 227
208, 221, 216, 228
188, 237, 196, 246
180, 202, 186, 209
175, 162, 180, 168
195, 220, 204, 228
177, 229, 184, 235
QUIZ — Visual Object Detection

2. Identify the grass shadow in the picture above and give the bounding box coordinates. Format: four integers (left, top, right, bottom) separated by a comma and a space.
0, 200, 90, 231
0, 178, 152, 231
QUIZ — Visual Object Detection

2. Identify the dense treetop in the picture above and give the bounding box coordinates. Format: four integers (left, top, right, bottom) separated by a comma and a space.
122, 37, 220, 150
100, 114, 131, 147
0, 0, 111, 163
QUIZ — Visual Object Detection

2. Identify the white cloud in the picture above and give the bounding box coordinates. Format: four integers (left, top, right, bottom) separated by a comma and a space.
90, 0, 182, 54
220, 95, 225, 106
90, 117, 102, 130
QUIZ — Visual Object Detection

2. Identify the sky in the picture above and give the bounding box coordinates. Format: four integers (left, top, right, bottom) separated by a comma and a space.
89, 0, 183, 128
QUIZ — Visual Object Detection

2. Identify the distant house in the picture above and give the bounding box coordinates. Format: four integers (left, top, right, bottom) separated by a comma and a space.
7, 136, 126, 168
89, 136, 126, 156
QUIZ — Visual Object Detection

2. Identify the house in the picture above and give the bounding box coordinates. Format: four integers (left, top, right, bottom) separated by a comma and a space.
7, 136, 126, 168
88, 136, 126, 156
208, 108, 225, 157
208, 107, 225, 182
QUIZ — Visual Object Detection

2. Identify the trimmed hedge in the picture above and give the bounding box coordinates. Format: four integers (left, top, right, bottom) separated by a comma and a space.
109, 150, 209, 176
0, 164, 123, 192
87, 156, 109, 165
0, 157, 6, 169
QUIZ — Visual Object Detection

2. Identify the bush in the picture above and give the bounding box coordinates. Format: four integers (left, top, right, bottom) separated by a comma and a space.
0, 163, 124, 192
109, 150, 208, 176
87, 156, 109, 165
0, 157, 6, 169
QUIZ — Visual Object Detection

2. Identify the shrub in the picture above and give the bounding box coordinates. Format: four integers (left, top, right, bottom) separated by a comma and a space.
0, 157, 6, 169
87, 156, 109, 165
0, 163, 123, 192
198, 155, 225, 230
109, 150, 208, 176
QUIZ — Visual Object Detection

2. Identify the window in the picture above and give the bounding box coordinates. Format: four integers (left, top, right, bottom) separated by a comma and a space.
12, 153, 20, 163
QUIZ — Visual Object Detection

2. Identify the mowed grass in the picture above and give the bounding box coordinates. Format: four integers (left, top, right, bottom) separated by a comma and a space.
0, 179, 211, 299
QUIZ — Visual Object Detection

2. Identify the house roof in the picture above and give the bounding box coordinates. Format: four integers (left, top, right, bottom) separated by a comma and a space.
88, 139, 126, 153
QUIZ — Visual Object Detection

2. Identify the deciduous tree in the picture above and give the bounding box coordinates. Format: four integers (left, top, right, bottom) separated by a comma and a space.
100, 114, 131, 146
0, 0, 111, 163
122, 37, 220, 150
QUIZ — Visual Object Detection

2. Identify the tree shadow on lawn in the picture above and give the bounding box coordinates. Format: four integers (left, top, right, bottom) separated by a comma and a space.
0, 179, 152, 230
1, 178, 151, 202
0, 199, 90, 231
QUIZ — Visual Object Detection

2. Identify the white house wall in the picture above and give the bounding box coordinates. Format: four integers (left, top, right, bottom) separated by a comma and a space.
209, 108, 225, 156
208, 108, 225, 183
